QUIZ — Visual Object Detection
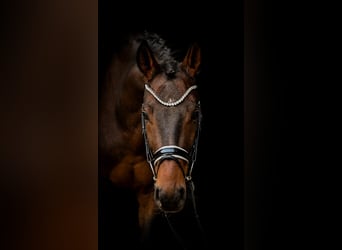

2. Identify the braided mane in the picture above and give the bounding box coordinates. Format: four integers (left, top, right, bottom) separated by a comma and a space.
141, 31, 179, 77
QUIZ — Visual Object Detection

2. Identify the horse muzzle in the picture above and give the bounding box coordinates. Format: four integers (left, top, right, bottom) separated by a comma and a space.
153, 158, 188, 212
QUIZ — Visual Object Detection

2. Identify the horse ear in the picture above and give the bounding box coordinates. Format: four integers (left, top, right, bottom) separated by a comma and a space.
182, 43, 201, 78
136, 40, 160, 82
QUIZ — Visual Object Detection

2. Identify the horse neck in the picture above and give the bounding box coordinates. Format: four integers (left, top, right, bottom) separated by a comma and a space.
99, 55, 144, 135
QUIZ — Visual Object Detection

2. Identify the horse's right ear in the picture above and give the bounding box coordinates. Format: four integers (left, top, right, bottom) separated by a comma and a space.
136, 40, 160, 82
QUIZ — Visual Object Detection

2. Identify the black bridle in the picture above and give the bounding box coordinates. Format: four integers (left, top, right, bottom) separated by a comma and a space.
141, 84, 207, 249
141, 84, 202, 182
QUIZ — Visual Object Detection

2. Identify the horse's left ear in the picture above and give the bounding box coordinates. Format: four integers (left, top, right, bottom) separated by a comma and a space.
181, 43, 201, 78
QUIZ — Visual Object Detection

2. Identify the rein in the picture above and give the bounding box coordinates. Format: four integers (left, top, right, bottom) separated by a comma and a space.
163, 181, 207, 250
141, 84, 207, 249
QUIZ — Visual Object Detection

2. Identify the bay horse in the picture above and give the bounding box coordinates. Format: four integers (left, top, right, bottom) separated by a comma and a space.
99, 31, 202, 245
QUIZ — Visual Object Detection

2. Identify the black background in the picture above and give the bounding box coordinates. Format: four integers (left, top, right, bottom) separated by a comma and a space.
99, 1, 243, 249
99, 0, 341, 249
245, 1, 340, 250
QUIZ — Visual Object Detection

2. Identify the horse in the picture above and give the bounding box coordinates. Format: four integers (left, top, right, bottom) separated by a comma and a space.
99, 31, 203, 247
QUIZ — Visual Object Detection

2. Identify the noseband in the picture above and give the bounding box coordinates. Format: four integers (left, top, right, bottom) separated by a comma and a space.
141, 84, 201, 182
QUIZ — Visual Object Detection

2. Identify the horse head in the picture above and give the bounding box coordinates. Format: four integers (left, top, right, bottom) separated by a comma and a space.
137, 40, 202, 213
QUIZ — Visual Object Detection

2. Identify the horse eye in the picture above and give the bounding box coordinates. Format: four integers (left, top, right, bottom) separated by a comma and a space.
191, 110, 199, 121
142, 111, 149, 121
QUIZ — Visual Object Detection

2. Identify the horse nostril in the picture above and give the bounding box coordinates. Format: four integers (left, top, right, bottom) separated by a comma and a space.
154, 186, 187, 211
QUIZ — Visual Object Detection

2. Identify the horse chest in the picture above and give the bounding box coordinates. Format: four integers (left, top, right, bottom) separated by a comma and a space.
109, 154, 153, 189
